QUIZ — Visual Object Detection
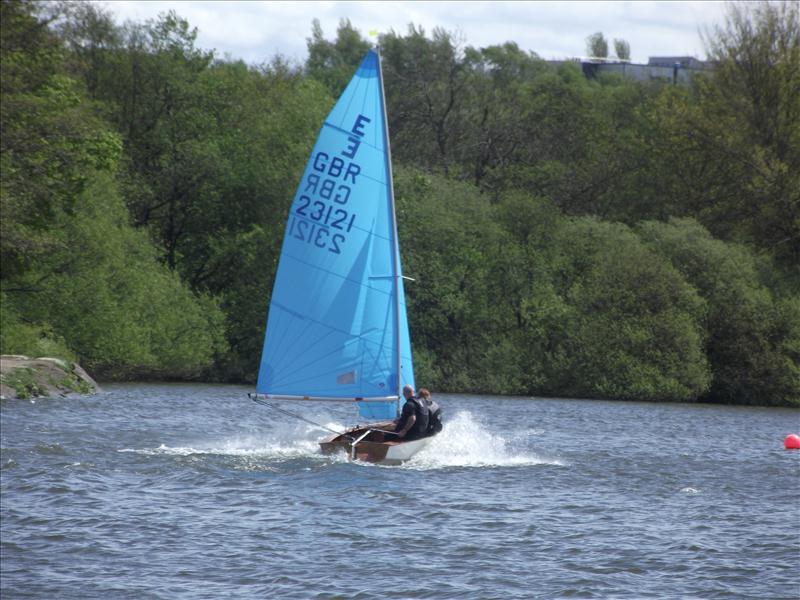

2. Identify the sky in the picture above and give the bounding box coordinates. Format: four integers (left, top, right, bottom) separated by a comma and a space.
91, 1, 730, 66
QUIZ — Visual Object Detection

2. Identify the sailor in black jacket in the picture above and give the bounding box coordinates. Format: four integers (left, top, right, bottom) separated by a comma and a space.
393, 385, 429, 440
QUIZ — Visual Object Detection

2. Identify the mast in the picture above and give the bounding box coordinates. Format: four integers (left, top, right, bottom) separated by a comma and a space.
376, 49, 402, 416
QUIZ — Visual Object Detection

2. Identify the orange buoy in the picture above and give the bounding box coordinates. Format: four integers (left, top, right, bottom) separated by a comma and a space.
784, 434, 800, 450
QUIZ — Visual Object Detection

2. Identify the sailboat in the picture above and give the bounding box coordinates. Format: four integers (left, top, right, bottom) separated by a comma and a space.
252, 49, 434, 464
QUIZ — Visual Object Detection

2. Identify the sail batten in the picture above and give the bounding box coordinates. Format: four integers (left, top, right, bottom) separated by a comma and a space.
256, 50, 414, 420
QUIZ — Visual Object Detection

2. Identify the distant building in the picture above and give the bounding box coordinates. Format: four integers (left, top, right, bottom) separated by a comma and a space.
547, 56, 710, 85
647, 56, 707, 69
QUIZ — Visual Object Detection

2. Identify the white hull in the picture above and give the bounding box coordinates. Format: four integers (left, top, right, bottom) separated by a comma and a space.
319, 423, 434, 464
381, 435, 432, 464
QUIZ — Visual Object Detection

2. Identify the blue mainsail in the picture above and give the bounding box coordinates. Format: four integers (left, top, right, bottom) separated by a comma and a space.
256, 50, 414, 420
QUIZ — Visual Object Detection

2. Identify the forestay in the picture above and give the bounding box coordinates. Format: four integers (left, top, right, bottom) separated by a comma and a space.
256, 50, 414, 420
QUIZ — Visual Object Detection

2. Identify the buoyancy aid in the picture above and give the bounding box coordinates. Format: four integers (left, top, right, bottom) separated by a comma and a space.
425, 398, 443, 434
406, 396, 429, 438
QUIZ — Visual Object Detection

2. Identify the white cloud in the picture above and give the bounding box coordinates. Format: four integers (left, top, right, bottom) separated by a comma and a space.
92, 0, 728, 65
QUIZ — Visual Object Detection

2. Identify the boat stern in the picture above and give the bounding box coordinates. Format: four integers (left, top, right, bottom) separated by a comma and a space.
319, 426, 433, 465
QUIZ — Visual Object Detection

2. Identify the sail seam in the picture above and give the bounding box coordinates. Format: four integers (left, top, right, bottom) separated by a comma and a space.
321, 121, 385, 155
269, 302, 307, 361
280, 251, 394, 298
333, 70, 363, 130
266, 304, 397, 389
267, 320, 337, 386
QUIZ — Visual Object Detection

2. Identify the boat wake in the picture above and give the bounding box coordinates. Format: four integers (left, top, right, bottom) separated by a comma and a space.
117, 419, 349, 463
404, 410, 566, 470
117, 411, 564, 470
118, 437, 322, 459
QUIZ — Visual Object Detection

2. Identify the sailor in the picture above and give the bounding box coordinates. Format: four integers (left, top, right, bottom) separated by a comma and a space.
393, 384, 429, 440
417, 388, 443, 435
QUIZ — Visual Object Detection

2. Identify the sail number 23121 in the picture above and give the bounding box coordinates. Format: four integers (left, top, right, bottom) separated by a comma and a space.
289, 114, 371, 255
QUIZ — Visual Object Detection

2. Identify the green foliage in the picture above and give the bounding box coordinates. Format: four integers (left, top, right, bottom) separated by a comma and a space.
549, 219, 710, 401
396, 169, 528, 394
1, 3, 123, 280
638, 219, 800, 406
55, 5, 331, 379
1, 1, 225, 379
2, 172, 228, 378
380, 25, 470, 175
398, 170, 711, 402
614, 39, 631, 61
0, 362, 93, 398
306, 19, 371, 97
1, 367, 47, 399
2, 2, 796, 406
647, 1, 800, 273
496, 195, 711, 401
586, 32, 609, 58
0, 297, 76, 361
172, 62, 330, 380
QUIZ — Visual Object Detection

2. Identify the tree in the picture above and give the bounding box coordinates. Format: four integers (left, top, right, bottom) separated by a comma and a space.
640, 1, 800, 276
459, 43, 547, 187
699, 1, 800, 272
59, 6, 332, 380
0, 1, 226, 377
8, 172, 227, 378
586, 32, 608, 58
113, 12, 216, 270
395, 168, 526, 393
614, 38, 630, 60
528, 217, 710, 402
639, 218, 800, 406
380, 25, 469, 175
56, 1, 120, 95
6, 1, 798, 402
306, 18, 371, 96
1, 0, 121, 281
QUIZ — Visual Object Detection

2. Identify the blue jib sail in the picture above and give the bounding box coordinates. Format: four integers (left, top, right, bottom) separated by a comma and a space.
256, 50, 414, 421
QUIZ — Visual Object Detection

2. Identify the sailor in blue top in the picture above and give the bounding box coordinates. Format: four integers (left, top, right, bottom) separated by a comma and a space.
393, 385, 429, 441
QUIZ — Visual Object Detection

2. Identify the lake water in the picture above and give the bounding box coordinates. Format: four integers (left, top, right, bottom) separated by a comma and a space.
1, 383, 798, 599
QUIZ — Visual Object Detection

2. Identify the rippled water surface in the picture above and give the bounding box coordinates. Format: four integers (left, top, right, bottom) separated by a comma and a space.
2, 384, 799, 598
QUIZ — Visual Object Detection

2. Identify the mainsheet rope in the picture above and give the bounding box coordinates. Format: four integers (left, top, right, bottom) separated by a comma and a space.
249, 394, 354, 440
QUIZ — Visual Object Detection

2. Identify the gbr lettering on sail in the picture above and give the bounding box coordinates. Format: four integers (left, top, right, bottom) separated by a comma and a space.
288, 114, 371, 255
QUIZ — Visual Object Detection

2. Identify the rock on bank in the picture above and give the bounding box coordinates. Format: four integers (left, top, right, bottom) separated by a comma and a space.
0, 355, 100, 400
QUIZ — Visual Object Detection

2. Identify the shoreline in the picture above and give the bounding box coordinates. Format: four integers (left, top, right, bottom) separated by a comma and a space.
97, 379, 798, 409
2, 357, 794, 408
0, 355, 100, 400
